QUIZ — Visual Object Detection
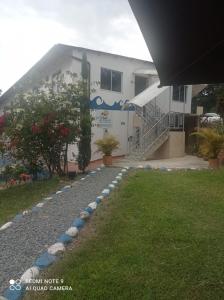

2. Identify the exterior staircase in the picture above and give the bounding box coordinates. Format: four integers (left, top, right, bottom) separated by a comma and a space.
129, 100, 183, 160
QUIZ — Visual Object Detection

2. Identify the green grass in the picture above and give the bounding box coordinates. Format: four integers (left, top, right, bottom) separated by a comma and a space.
25, 170, 224, 300
0, 177, 61, 225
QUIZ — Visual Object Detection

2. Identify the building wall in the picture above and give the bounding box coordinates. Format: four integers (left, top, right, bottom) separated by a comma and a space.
153, 85, 192, 114
0, 46, 193, 161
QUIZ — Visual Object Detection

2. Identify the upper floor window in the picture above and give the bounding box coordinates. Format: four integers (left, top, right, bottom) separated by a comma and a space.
100, 68, 122, 92
172, 85, 187, 102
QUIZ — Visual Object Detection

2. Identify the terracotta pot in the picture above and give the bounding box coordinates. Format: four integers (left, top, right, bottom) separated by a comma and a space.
209, 158, 219, 169
218, 149, 224, 167
103, 155, 113, 166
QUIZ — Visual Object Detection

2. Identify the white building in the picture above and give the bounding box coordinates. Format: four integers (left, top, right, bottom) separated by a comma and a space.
0, 44, 193, 162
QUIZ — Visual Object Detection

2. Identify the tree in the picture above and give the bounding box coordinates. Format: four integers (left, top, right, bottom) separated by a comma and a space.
1, 72, 81, 177
77, 52, 92, 173
192, 84, 224, 114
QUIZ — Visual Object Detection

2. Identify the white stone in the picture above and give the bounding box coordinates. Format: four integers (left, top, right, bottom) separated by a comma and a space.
47, 242, 65, 255
96, 168, 101, 171
80, 177, 85, 181
102, 188, 110, 195
90, 171, 96, 174
112, 180, 118, 185
0, 222, 13, 231
118, 173, 123, 176
22, 210, 29, 215
88, 202, 97, 210
20, 266, 39, 284
56, 191, 62, 195
137, 165, 144, 169
65, 227, 79, 237
124, 166, 130, 169
121, 169, 127, 173
167, 168, 172, 172
36, 202, 44, 208
44, 197, 53, 201
80, 211, 90, 219
108, 184, 115, 189
97, 195, 104, 200
116, 176, 122, 181
63, 185, 71, 189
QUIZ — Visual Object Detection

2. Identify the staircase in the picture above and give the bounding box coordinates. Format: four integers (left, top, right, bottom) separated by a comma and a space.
129, 101, 183, 160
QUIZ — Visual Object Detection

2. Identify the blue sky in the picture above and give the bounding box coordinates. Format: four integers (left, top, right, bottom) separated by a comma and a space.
0, 0, 152, 93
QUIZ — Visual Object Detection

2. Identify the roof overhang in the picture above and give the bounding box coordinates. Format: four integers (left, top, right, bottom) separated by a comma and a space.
134, 68, 158, 76
129, 0, 224, 86
129, 80, 169, 107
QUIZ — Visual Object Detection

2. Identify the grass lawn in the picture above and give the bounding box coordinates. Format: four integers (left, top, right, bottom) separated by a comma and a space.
0, 177, 62, 225
25, 170, 224, 300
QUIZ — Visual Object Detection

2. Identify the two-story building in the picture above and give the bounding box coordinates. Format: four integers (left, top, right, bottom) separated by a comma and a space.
0, 44, 193, 162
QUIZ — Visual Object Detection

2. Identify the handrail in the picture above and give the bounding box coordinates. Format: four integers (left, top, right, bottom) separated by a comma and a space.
141, 112, 170, 140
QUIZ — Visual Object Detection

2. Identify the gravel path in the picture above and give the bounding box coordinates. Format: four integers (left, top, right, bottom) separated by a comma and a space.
0, 167, 120, 293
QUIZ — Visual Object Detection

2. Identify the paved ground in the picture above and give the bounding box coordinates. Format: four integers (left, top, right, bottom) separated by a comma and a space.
113, 155, 209, 169
0, 167, 121, 293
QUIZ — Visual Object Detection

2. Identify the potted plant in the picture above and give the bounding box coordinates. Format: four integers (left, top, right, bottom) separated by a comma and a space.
95, 135, 119, 166
191, 128, 224, 168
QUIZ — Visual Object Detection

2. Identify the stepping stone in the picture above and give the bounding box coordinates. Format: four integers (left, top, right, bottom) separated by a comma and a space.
145, 165, 152, 169
4, 284, 26, 300
108, 184, 115, 190
32, 207, 40, 213
88, 202, 97, 210
72, 218, 85, 229
48, 243, 65, 255
63, 185, 71, 189
95, 196, 103, 204
112, 180, 118, 185
65, 227, 79, 237
160, 167, 167, 171
35, 252, 56, 269
84, 207, 94, 214
0, 222, 13, 231
102, 188, 110, 196
80, 211, 90, 219
13, 214, 23, 222
57, 234, 73, 244
20, 266, 39, 284
56, 191, 62, 195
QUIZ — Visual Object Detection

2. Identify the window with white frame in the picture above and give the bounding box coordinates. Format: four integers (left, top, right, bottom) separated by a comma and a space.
100, 68, 122, 92
172, 85, 187, 102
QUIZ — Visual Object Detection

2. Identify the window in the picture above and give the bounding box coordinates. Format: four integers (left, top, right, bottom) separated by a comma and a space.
135, 76, 148, 96
100, 68, 122, 92
172, 85, 187, 102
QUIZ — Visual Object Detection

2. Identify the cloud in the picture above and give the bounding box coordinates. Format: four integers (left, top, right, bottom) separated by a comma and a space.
0, 0, 151, 92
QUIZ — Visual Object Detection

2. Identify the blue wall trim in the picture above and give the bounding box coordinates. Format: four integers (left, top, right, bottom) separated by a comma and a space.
90, 96, 135, 111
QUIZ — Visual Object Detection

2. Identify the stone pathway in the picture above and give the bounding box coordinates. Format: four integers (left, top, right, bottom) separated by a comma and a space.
0, 167, 121, 294
114, 155, 208, 169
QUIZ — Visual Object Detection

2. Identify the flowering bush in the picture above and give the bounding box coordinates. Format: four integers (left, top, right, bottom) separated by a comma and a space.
0, 73, 82, 176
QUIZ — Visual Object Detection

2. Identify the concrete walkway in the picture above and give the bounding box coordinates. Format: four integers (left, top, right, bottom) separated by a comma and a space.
113, 155, 209, 169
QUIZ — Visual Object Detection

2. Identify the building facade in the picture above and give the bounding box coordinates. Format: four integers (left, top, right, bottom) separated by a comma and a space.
0, 44, 193, 162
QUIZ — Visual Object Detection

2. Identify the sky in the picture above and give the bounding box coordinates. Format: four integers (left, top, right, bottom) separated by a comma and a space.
0, 0, 152, 93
